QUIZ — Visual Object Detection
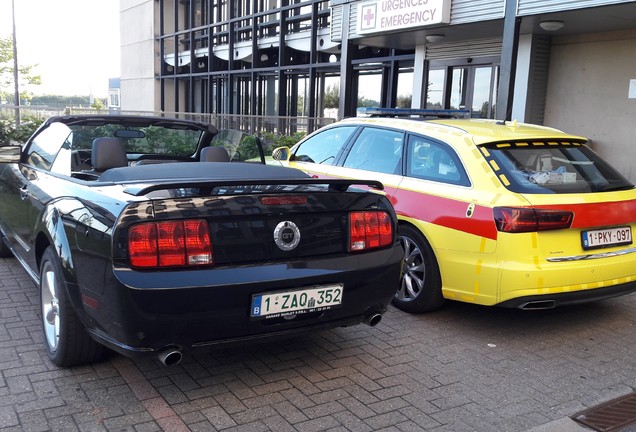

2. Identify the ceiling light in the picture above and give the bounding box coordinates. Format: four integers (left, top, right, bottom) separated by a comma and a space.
539, 20, 564, 31
426, 34, 445, 43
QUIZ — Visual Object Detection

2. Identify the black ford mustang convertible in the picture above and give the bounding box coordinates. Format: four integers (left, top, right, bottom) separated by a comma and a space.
0, 115, 402, 367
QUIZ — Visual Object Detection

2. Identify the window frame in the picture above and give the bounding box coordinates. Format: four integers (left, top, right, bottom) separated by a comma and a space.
404, 133, 471, 187
340, 126, 405, 176
290, 125, 358, 166
25, 122, 74, 175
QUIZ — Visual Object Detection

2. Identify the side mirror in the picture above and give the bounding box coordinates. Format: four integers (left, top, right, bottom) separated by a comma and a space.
0, 145, 21, 163
272, 146, 290, 161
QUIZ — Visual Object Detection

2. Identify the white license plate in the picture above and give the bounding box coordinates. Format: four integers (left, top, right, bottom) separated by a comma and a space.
582, 226, 632, 249
251, 284, 343, 319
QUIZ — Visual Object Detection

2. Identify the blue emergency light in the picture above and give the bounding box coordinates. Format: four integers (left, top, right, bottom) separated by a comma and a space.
356, 107, 470, 118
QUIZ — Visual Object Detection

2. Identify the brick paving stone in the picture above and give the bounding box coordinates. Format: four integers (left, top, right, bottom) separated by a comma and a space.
309, 388, 349, 405
294, 415, 340, 432
170, 396, 219, 415
155, 384, 189, 405
279, 387, 315, 410
365, 411, 410, 430
368, 396, 412, 415
261, 413, 298, 432
397, 406, 440, 429
286, 375, 322, 396
132, 420, 163, 432
3, 255, 636, 431
0, 405, 19, 428
241, 391, 287, 409
331, 410, 375, 432
232, 405, 280, 425
213, 390, 249, 414
303, 400, 346, 419
201, 405, 238, 429
273, 400, 310, 423
186, 420, 214, 431
338, 396, 376, 419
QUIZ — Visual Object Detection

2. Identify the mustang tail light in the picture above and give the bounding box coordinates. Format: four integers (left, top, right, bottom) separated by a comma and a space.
493, 207, 573, 233
349, 211, 393, 252
128, 219, 213, 268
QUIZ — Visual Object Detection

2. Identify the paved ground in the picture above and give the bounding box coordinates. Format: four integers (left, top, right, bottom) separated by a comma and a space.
1, 255, 635, 432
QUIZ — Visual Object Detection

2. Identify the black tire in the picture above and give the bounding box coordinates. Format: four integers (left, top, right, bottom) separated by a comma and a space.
0, 232, 13, 258
40, 247, 104, 366
392, 225, 445, 313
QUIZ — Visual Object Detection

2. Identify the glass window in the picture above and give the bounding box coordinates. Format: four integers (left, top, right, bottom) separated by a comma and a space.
291, 126, 356, 165
485, 142, 634, 194
342, 127, 403, 175
26, 122, 73, 171
426, 69, 445, 109
406, 135, 470, 186
472, 66, 495, 118
449, 67, 467, 110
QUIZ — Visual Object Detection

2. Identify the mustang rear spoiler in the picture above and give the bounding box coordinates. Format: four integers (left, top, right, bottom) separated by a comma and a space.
121, 178, 385, 196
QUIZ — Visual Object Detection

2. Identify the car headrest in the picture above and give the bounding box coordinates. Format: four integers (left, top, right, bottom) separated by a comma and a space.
200, 146, 230, 162
91, 138, 128, 171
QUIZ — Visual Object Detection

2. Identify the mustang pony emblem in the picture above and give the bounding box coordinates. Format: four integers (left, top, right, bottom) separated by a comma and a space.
274, 221, 301, 251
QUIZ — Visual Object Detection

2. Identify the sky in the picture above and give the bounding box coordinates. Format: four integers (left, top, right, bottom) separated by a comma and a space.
0, 0, 120, 98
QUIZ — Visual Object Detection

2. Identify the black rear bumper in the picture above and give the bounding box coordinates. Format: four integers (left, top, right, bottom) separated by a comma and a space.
497, 280, 636, 310
81, 246, 403, 357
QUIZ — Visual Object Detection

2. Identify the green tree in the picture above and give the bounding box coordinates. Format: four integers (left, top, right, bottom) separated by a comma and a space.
397, 94, 412, 108
91, 98, 105, 110
357, 96, 380, 108
324, 84, 339, 108
0, 36, 42, 103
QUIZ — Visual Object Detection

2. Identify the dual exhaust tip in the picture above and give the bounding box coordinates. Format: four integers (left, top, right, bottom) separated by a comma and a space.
364, 312, 383, 327
157, 313, 384, 366
157, 348, 183, 366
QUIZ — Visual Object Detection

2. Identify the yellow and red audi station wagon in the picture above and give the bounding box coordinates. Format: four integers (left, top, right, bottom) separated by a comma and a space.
273, 109, 636, 313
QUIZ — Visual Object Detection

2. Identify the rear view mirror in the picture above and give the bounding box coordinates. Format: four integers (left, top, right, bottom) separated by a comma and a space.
0, 145, 21, 163
114, 129, 146, 139
272, 146, 290, 161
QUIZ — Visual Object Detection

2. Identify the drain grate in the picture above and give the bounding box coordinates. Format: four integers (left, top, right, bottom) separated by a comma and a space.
572, 392, 636, 431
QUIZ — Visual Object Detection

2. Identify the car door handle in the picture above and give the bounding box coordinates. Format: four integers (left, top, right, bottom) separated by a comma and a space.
19, 186, 29, 200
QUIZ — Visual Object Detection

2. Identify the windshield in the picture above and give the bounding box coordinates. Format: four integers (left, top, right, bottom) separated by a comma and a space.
483, 141, 634, 194
69, 123, 204, 157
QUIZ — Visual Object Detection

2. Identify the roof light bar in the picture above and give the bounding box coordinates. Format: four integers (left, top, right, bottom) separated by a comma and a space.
356, 107, 470, 119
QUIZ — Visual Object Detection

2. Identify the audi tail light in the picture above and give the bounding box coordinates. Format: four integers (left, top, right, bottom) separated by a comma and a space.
128, 219, 213, 268
349, 211, 393, 252
494, 207, 573, 233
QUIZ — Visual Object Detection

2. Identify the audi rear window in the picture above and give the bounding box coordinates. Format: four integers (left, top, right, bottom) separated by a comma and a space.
482, 141, 634, 194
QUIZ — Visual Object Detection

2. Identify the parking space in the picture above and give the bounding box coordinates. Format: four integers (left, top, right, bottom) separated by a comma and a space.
1, 255, 635, 431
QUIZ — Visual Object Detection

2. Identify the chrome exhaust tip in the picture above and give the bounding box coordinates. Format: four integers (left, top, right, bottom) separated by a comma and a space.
364, 313, 383, 327
157, 348, 183, 366
519, 300, 557, 310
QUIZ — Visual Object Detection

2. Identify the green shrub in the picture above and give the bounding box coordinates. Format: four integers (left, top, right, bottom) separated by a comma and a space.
0, 115, 44, 144
259, 131, 306, 156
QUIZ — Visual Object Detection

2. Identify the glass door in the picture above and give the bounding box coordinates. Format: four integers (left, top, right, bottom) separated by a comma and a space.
426, 59, 499, 118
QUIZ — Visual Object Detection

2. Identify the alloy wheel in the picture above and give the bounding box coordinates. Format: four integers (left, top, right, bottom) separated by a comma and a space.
41, 262, 60, 351
397, 235, 425, 301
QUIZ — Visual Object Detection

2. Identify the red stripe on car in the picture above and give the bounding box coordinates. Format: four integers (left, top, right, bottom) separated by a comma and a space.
389, 187, 499, 240
534, 199, 636, 229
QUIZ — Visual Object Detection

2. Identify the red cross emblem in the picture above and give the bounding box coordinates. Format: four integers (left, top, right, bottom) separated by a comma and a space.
361, 5, 376, 30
